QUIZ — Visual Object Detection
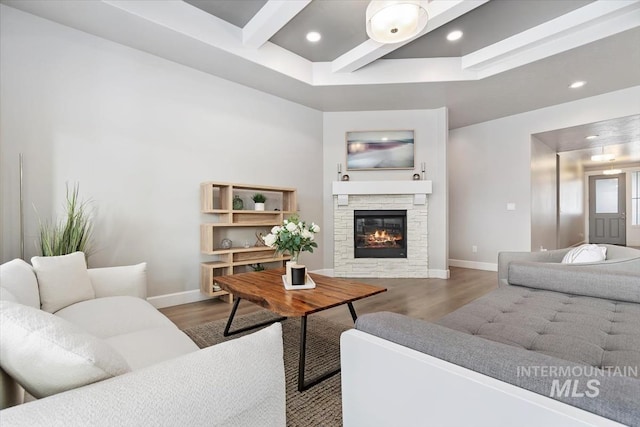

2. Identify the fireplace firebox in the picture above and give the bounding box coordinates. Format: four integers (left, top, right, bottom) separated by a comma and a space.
354, 210, 407, 258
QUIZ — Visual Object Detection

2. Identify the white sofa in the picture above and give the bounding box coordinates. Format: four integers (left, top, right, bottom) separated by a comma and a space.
0, 255, 286, 426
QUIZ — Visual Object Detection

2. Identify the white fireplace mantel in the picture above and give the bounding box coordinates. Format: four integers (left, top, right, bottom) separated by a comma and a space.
332, 180, 432, 205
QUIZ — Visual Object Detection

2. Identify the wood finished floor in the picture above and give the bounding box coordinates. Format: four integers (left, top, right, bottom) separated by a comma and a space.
160, 267, 498, 330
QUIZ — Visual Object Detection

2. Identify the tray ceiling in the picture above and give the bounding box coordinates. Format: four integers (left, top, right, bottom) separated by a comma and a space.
2, 0, 639, 129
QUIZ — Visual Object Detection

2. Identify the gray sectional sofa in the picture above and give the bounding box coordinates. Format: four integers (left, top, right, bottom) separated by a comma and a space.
341, 245, 640, 427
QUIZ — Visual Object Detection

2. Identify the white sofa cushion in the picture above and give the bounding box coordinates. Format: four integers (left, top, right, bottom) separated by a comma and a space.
105, 327, 198, 370
55, 296, 176, 338
31, 252, 95, 313
0, 323, 286, 426
0, 259, 40, 308
0, 300, 130, 399
0, 287, 18, 303
561, 244, 607, 264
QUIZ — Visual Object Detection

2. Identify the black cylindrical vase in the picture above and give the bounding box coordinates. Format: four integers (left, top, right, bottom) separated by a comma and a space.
291, 265, 306, 286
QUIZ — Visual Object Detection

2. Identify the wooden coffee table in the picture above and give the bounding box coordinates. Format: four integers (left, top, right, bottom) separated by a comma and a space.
214, 268, 386, 391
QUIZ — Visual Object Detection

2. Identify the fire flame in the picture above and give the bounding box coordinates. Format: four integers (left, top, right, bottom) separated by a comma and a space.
367, 229, 398, 244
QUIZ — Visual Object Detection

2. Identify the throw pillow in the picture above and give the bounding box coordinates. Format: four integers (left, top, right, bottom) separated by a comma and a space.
0, 300, 131, 398
88, 262, 148, 299
561, 244, 607, 264
31, 252, 95, 313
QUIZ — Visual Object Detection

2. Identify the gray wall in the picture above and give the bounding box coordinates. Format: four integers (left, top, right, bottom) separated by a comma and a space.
0, 6, 324, 300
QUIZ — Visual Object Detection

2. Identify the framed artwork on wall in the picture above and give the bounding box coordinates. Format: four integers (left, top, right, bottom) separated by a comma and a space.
346, 130, 415, 170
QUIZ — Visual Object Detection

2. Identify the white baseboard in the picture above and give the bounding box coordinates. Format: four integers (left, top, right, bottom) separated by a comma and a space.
147, 289, 211, 309
428, 269, 450, 279
449, 259, 498, 272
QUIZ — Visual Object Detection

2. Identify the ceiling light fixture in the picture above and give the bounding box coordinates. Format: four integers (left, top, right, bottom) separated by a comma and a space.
591, 146, 615, 162
306, 31, 321, 42
585, 135, 598, 140
447, 30, 463, 41
569, 81, 586, 89
592, 153, 615, 162
366, 0, 429, 44
602, 159, 621, 175
603, 168, 622, 175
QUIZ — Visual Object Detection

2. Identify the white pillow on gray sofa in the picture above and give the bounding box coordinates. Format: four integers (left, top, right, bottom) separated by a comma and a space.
561, 244, 607, 264
31, 252, 95, 313
0, 300, 130, 398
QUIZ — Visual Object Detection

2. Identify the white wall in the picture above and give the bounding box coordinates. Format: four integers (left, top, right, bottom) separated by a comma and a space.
530, 137, 557, 252
322, 109, 449, 277
0, 6, 323, 302
528, 142, 586, 253
449, 86, 640, 268
626, 167, 640, 246
557, 153, 585, 248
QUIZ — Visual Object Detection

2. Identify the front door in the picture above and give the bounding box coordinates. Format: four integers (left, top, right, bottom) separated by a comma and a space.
589, 174, 626, 245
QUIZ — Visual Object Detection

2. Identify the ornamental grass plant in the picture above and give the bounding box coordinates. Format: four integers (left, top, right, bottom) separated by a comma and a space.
37, 184, 94, 257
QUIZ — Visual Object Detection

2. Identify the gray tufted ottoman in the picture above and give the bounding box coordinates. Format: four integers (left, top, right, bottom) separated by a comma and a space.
437, 286, 640, 373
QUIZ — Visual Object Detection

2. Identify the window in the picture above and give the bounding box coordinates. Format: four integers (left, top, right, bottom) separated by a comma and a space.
595, 178, 619, 214
633, 171, 640, 226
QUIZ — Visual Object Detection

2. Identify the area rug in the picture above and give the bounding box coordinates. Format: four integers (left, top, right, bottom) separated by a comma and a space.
182, 310, 350, 427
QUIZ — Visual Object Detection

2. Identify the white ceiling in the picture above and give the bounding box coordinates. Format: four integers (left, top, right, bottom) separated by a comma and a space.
2, 0, 640, 129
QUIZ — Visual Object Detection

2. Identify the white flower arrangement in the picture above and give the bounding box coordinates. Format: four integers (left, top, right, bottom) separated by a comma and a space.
263, 215, 319, 262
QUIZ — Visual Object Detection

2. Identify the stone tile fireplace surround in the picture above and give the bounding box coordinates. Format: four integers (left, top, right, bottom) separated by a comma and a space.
332, 181, 432, 278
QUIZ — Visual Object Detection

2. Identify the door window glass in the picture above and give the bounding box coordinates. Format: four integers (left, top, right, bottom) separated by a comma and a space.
595, 178, 619, 214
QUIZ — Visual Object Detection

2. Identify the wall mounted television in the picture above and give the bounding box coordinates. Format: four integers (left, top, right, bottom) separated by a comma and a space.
346, 130, 415, 170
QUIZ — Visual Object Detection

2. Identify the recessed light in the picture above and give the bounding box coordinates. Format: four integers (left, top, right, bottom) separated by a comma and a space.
381, 137, 388, 141
447, 30, 463, 41
569, 81, 586, 89
585, 135, 598, 140
306, 31, 321, 42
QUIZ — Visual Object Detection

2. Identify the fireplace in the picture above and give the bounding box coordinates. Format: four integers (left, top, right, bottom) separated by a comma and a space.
354, 210, 407, 258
